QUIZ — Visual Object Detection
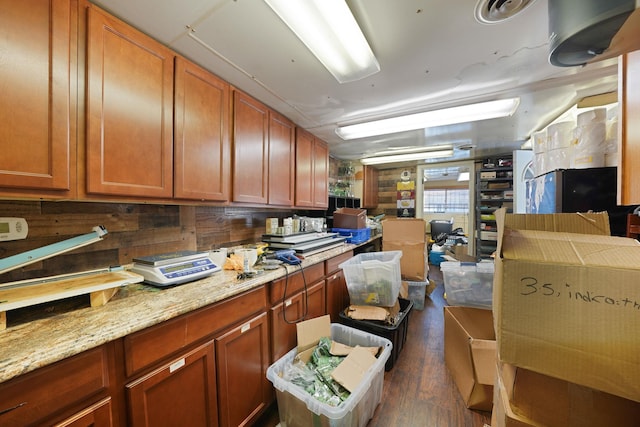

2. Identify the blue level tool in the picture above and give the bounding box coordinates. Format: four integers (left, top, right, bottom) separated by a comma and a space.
0, 226, 108, 276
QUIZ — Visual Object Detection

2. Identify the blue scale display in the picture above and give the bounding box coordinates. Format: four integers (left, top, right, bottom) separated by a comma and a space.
131, 250, 221, 287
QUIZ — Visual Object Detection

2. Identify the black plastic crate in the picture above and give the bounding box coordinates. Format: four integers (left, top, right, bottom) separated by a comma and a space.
338, 298, 413, 371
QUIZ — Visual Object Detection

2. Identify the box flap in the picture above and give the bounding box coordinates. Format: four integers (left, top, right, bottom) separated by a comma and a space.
296, 315, 331, 353
331, 345, 378, 392
470, 339, 497, 385
502, 229, 640, 269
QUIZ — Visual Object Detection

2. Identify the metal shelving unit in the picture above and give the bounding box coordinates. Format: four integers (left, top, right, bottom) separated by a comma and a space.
475, 157, 513, 259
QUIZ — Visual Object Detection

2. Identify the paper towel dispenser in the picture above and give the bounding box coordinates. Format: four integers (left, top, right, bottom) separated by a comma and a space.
548, 0, 636, 67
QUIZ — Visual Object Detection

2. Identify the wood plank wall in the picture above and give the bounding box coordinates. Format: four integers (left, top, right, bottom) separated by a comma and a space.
369, 166, 417, 217
0, 201, 294, 283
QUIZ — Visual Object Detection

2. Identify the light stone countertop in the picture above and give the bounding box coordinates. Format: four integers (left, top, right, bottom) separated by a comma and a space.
0, 240, 377, 384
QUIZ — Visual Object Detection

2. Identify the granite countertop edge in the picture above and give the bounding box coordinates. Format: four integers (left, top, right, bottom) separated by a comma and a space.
0, 238, 379, 384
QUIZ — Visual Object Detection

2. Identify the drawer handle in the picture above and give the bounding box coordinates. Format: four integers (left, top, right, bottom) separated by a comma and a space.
169, 358, 185, 373
0, 401, 27, 416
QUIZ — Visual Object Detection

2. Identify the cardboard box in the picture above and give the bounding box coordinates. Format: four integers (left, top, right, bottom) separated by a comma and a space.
382, 218, 427, 281
333, 208, 367, 230
494, 362, 640, 427
443, 306, 496, 411
494, 208, 640, 402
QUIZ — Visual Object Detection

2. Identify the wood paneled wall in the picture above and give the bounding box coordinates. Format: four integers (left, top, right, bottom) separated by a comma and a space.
0, 201, 294, 283
368, 167, 417, 217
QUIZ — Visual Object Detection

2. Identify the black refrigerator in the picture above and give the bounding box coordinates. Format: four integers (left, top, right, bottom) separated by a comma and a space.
526, 167, 617, 213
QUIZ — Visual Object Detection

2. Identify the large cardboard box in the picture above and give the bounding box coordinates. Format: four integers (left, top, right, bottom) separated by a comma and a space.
494, 208, 640, 402
443, 306, 496, 411
494, 362, 640, 427
333, 208, 367, 230
382, 218, 427, 281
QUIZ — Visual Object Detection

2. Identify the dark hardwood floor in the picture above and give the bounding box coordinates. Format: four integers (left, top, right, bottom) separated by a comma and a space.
257, 265, 492, 426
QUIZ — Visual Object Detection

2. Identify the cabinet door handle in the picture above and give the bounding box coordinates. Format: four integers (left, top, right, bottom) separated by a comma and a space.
0, 401, 27, 416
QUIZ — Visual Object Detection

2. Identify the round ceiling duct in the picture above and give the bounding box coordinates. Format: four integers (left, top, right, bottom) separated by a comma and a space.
474, 0, 537, 24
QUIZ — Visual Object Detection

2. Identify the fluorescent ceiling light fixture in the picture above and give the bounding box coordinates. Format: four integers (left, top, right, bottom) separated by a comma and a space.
457, 171, 470, 181
264, 0, 379, 83
361, 149, 454, 165
336, 97, 520, 140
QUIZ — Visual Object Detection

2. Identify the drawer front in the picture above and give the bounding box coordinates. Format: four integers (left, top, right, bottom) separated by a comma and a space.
325, 250, 353, 275
269, 262, 324, 304
125, 286, 267, 376
0, 345, 112, 427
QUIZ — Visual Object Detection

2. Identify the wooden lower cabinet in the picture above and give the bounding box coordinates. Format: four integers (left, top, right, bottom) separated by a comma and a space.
126, 342, 218, 427
54, 397, 114, 427
326, 269, 350, 323
325, 251, 353, 323
0, 344, 116, 427
215, 311, 271, 427
270, 280, 326, 362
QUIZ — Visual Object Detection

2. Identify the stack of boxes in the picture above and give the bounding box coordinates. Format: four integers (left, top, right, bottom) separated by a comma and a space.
382, 218, 429, 309
491, 208, 640, 426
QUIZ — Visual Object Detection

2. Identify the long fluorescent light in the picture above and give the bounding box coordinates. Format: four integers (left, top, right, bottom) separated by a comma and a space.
361, 149, 454, 165
264, 0, 379, 83
336, 98, 520, 140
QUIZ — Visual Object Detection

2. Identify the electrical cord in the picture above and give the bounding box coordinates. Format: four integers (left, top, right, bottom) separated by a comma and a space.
282, 263, 309, 324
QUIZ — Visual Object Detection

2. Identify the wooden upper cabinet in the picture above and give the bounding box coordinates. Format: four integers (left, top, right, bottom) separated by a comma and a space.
295, 128, 329, 208
313, 139, 329, 209
619, 49, 640, 205
0, 0, 76, 197
232, 90, 269, 204
268, 111, 295, 206
362, 165, 379, 208
85, 5, 174, 198
174, 57, 230, 202
294, 128, 315, 207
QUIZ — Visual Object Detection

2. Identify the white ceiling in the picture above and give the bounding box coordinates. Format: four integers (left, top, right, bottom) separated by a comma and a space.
92, 0, 622, 167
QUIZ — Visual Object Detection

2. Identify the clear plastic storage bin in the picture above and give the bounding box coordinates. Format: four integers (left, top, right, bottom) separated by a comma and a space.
441, 261, 494, 309
339, 251, 402, 307
266, 323, 392, 427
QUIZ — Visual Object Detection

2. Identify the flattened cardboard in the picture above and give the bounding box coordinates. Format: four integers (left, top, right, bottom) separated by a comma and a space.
296, 314, 331, 353
444, 306, 496, 411
382, 218, 427, 281
331, 346, 378, 392
329, 341, 379, 357
494, 208, 640, 402
346, 305, 388, 321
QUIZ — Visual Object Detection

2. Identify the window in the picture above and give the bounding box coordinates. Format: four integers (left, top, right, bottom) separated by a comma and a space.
424, 189, 469, 213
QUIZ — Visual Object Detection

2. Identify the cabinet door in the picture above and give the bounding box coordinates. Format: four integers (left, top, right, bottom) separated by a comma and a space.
54, 398, 113, 427
0, 0, 75, 196
362, 165, 379, 208
174, 57, 230, 202
232, 90, 269, 203
294, 128, 314, 207
326, 270, 349, 323
313, 138, 329, 208
268, 111, 295, 206
86, 5, 174, 198
216, 311, 271, 427
270, 280, 326, 362
126, 342, 218, 427
0, 345, 113, 427
619, 50, 640, 205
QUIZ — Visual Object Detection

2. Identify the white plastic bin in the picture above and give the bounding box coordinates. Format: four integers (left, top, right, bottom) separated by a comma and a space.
339, 251, 402, 307
266, 323, 392, 427
441, 261, 494, 309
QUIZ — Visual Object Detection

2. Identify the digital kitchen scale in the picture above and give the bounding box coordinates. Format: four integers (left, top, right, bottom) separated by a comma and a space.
131, 250, 221, 287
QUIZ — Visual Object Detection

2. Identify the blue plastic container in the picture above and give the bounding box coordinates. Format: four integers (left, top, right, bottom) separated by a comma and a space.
332, 227, 371, 244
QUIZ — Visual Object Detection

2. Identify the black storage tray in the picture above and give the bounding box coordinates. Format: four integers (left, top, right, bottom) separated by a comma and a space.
338, 298, 413, 371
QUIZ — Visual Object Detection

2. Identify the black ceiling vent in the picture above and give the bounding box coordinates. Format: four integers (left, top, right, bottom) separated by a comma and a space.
548, 0, 636, 67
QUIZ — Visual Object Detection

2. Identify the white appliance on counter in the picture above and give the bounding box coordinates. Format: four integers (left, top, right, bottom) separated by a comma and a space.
131, 250, 221, 287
